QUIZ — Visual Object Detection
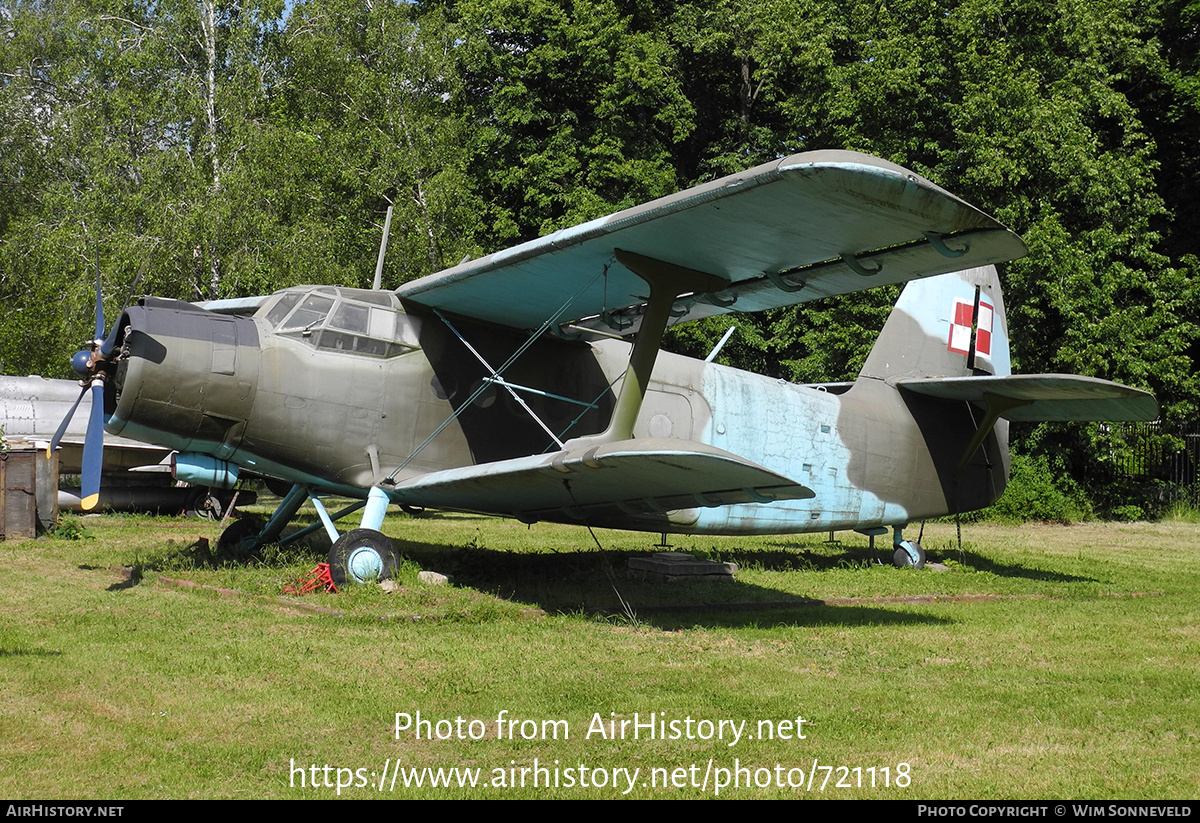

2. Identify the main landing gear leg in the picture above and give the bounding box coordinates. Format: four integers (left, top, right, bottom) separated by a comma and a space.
217, 483, 308, 557
217, 485, 399, 586
892, 526, 926, 569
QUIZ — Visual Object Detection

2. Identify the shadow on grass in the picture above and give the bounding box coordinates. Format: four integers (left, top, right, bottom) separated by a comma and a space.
926, 548, 1098, 584
393, 540, 953, 630
720, 542, 884, 572
756, 538, 1099, 584
114, 517, 335, 577
0, 647, 62, 657
115, 512, 958, 629
635, 604, 951, 631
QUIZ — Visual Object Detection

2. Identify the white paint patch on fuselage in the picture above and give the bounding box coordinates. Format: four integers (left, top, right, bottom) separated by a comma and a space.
689, 362, 908, 535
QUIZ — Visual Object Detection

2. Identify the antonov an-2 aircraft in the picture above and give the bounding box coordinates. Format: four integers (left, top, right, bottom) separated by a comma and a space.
54, 150, 1157, 585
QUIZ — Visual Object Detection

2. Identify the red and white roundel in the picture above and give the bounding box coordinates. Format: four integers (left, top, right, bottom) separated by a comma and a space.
948, 298, 993, 356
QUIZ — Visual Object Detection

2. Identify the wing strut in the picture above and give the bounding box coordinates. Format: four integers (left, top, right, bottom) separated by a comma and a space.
956, 393, 1031, 472
566, 249, 727, 447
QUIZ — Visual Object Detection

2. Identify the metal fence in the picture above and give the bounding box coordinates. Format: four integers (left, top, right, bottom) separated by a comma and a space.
1106, 421, 1200, 508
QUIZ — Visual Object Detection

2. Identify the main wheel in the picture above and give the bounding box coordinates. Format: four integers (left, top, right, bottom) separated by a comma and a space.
893, 540, 926, 569
217, 515, 264, 559
328, 529, 399, 586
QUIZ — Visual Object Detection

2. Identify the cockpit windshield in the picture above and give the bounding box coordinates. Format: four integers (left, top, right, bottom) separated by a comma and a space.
258, 287, 421, 358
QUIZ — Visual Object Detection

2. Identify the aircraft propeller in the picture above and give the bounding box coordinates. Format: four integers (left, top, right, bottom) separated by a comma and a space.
48, 257, 126, 511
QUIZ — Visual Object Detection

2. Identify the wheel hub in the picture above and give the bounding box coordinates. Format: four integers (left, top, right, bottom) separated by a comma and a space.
346, 545, 384, 583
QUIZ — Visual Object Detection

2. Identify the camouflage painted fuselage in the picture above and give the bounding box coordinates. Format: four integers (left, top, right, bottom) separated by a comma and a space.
104, 268, 1009, 535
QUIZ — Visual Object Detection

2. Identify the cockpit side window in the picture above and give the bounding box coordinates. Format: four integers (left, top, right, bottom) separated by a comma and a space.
329, 302, 371, 335
265, 293, 301, 327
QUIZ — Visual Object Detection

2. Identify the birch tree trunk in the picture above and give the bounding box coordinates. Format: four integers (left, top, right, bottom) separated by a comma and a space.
199, 0, 223, 299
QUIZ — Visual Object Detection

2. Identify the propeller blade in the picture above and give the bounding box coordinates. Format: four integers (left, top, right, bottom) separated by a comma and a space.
79, 380, 106, 511
98, 259, 146, 359
98, 320, 122, 359
119, 259, 149, 320
46, 383, 89, 458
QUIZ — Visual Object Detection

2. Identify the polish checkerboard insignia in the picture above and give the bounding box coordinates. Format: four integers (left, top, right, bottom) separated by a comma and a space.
948, 298, 993, 356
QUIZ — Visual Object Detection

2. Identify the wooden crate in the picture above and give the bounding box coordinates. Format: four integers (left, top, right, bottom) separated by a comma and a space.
0, 447, 58, 539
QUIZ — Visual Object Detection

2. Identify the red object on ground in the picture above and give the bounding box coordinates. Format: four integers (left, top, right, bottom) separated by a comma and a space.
284, 562, 338, 594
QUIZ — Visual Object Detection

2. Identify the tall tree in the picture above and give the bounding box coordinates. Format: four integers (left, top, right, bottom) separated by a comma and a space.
272, 0, 485, 288
0, 0, 286, 377
442, 0, 696, 243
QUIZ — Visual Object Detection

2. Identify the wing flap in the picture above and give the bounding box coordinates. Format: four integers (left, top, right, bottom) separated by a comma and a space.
397, 150, 1027, 333
391, 438, 814, 521
897, 374, 1159, 422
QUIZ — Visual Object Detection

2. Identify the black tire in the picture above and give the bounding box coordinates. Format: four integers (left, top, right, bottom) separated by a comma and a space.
328, 529, 399, 586
217, 515, 264, 559
893, 541, 926, 569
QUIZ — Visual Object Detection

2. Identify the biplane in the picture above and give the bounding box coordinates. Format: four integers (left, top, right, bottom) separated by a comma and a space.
52, 150, 1157, 583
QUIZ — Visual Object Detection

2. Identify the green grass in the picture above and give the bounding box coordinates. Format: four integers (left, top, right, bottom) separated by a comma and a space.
1, 507, 1197, 798
1162, 501, 1200, 525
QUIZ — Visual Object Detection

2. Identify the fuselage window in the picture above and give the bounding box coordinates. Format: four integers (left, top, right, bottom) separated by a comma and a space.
316, 329, 390, 356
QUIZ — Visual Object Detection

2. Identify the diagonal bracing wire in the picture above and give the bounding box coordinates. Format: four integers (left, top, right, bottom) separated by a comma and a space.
434, 307, 567, 449
384, 262, 612, 483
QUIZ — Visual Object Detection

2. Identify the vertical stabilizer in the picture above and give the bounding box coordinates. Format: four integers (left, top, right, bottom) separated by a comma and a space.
859, 265, 1011, 382
852, 265, 1013, 516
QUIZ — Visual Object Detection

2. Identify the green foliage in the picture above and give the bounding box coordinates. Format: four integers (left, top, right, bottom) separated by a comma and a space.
973, 453, 1092, 524
47, 514, 91, 541
1162, 500, 1200, 524
447, 0, 693, 241
1109, 503, 1147, 522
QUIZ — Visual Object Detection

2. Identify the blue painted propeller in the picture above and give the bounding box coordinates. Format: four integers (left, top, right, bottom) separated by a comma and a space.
48, 259, 123, 511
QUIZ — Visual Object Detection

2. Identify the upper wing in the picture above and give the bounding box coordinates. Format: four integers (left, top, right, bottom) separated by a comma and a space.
397, 150, 1027, 334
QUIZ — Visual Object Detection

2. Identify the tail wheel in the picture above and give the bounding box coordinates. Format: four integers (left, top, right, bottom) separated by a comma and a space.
893, 540, 926, 569
328, 529, 399, 586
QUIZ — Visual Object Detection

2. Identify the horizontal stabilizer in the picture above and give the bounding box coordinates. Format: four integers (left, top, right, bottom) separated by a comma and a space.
391, 438, 814, 522
897, 374, 1158, 422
